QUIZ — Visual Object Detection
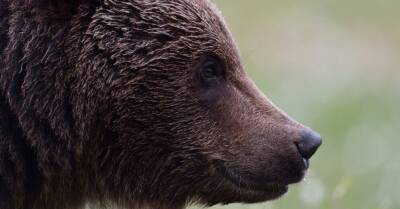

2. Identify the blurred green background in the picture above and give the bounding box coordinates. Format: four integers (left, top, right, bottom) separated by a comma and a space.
191, 1, 400, 209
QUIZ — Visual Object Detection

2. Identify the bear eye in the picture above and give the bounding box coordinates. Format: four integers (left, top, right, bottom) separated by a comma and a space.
201, 64, 219, 81
199, 58, 224, 84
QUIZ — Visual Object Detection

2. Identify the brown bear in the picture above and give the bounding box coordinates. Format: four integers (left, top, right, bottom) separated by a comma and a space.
0, 0, 322, 209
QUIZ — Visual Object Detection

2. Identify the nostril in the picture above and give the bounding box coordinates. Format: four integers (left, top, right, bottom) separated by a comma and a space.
296, 130, 322, 160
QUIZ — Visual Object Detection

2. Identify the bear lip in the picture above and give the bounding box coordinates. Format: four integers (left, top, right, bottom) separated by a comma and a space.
303, 158, 310, 169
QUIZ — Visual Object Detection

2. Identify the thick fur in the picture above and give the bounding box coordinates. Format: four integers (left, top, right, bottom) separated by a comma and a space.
0, 1, 319, 209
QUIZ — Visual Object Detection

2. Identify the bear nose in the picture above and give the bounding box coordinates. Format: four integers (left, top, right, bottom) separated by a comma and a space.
296, 130, 322, 160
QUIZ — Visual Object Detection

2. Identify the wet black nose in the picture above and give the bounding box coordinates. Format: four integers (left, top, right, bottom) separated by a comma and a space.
296, 130, 322, 159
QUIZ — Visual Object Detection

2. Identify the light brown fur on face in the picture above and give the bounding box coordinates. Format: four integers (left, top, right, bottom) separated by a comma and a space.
0, 0, 321, 209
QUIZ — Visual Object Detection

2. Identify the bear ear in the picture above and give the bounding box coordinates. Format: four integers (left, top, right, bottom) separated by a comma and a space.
22, 0, 79, 10
19, 0, 100, 19
17, 0, 79, 19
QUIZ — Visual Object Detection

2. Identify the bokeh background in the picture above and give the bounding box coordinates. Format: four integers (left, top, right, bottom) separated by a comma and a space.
191, 0, 400, 209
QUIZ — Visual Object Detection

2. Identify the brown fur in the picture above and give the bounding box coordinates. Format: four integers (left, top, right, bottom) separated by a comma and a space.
0, 0, 321, 209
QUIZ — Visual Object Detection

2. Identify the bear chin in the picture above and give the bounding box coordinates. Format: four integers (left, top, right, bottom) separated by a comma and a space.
202, 184, 288, 206
214, 160, 306, 194
227, 184, 289, 204
194, 164, 295, 206
215, 169, 290, 204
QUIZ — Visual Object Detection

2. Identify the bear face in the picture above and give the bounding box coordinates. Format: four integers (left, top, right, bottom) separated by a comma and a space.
0, 0, 321, 209
73, 0, 321, 206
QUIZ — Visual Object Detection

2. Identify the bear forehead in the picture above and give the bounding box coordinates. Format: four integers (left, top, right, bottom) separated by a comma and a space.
92, 0, 240, 65
99, 0, 225, 30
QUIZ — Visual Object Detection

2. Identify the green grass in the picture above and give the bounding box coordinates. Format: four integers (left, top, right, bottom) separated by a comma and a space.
187, 1, 400, 209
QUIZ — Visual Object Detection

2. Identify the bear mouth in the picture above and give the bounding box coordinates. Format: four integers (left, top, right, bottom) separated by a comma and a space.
214, 162, 289, 198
